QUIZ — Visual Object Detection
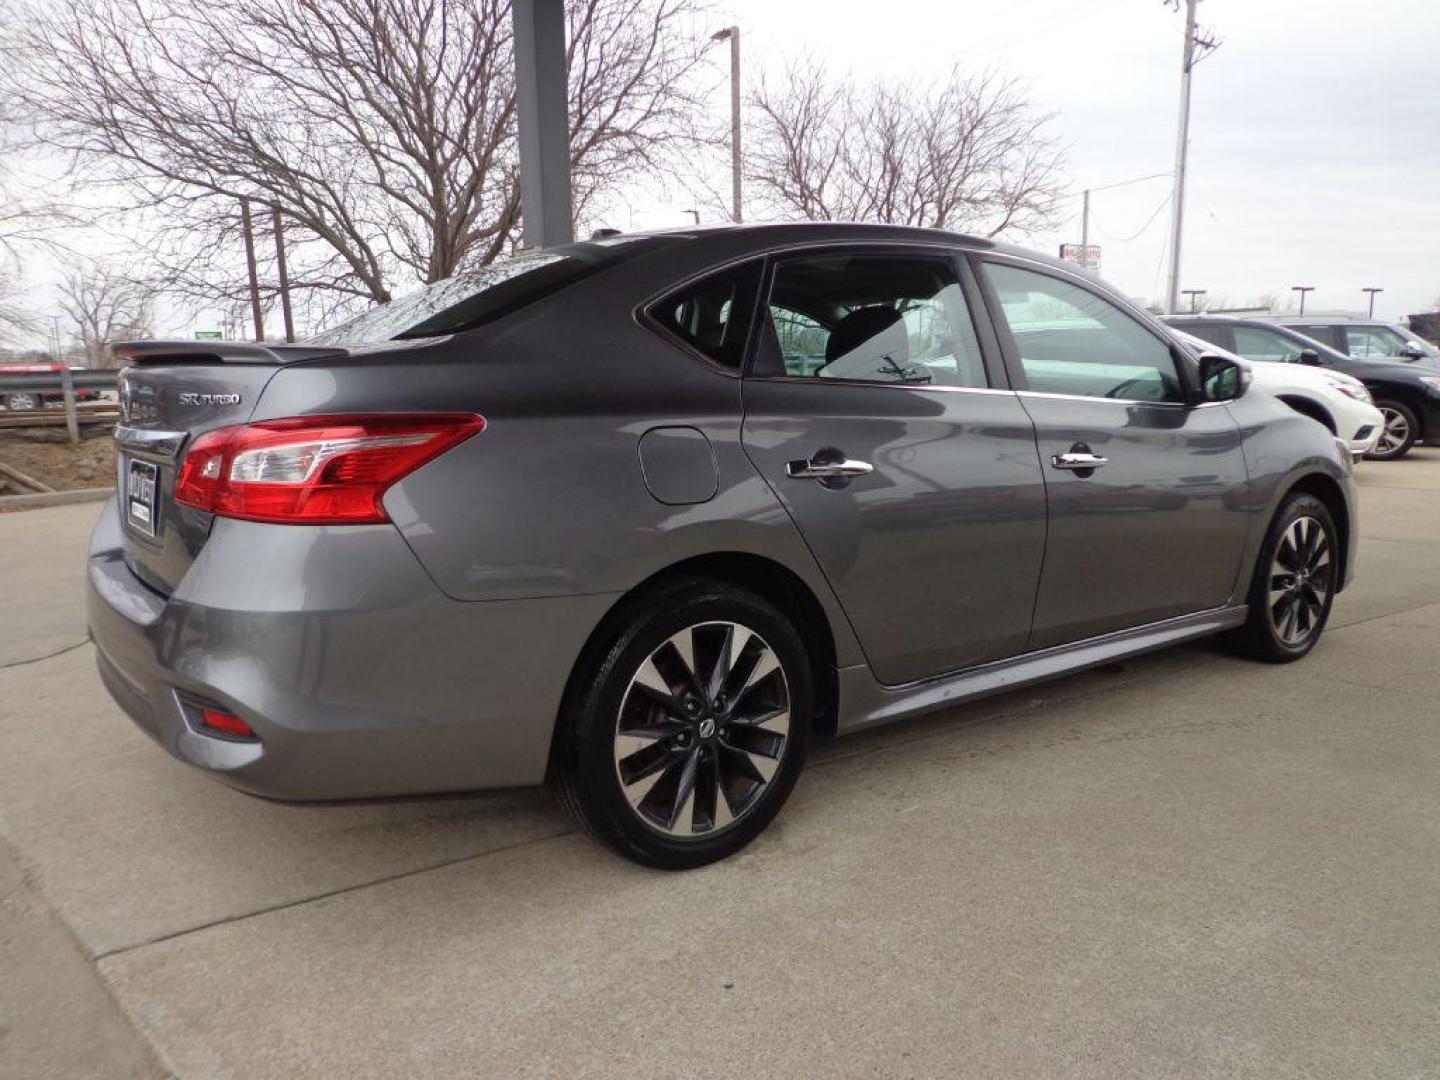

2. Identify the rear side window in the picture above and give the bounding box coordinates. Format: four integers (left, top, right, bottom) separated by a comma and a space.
646, 260, 763, 370
754, 252, 989, 387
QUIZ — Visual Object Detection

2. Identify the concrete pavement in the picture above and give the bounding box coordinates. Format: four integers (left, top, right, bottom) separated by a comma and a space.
3, 452, 1439, 1078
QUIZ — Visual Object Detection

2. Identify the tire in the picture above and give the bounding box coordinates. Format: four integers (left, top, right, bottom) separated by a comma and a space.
1224, 493, 1338, 663
552, 577, 812, 869
3, 392, 38, 411
1365, 400, 1417, 460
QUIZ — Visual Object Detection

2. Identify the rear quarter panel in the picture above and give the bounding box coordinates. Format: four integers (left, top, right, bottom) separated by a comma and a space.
248, 273, 867, 669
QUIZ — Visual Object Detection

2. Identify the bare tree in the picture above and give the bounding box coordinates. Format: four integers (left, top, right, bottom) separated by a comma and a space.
57, 264, 157, 367
7, 0, 711, 316
747, 60, 1066, 237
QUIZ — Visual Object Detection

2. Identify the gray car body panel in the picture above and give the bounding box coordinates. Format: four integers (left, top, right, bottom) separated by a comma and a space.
86, 221, 1358, 801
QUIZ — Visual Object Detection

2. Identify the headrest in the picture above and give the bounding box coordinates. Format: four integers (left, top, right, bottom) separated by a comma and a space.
824, 306, 907, 367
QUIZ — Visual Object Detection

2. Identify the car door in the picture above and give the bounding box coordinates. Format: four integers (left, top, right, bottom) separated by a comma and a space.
740, 246, 1047, 686
975, 257, 1251, 650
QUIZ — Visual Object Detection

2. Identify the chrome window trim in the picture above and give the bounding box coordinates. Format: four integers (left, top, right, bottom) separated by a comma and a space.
745, 375, 1017, 397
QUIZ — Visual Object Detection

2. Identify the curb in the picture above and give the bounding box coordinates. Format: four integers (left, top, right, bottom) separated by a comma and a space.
0, 487, 112, 510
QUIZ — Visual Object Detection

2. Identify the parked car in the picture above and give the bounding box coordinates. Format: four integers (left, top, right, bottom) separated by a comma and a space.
1263, 316, 1440, 368
1169, 329, 1382, 459
0, 363, 100, 410
90, 223, 1357, 868
1165, 315, 1440, 460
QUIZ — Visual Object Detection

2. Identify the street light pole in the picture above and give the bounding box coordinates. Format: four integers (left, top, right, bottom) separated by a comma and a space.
1362, 287, 1383, 318
1291, 286, 1315, 316
1181, 288, 1206, 313
712, 27, 742, 223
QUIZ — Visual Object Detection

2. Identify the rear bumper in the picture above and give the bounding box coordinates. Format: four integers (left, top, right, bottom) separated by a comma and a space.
87, 498, 618, 800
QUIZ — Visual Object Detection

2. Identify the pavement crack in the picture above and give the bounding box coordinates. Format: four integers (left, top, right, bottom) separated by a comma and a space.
0, 636, 91, 670
92, 825, 577, 963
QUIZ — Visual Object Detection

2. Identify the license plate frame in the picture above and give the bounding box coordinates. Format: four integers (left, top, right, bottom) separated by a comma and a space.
125, 456, 160, 538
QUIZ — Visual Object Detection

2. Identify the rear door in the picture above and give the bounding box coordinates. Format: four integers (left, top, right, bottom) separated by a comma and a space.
739, 246, 1047, 686
975, 257, 1251, 650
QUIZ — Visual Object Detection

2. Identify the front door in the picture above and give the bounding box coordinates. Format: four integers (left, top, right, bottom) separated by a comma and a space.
740, 248, 1047, 686
977, 257, 1252, 650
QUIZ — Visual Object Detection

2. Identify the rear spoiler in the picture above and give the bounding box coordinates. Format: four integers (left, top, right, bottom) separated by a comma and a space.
111, 340, 350, 366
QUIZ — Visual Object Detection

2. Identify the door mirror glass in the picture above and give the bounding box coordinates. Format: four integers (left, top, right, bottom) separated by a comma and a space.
1199, 353, 1249, 401
1401, 342, 1426, 359
1298, 348, 1322, 366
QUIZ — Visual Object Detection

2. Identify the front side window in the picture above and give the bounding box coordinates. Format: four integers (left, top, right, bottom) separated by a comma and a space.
1345, 325, 1410, 357
985, 263, 1183, 402
1230, 326, 1309, 363
757, 253, 988, 388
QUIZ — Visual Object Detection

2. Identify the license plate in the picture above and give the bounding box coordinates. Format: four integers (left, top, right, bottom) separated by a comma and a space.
126, 457, 159, 537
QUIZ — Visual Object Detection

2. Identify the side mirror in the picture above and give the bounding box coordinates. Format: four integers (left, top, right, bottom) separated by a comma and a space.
1297, 348, 1322, 366
1400, 342, 1426, 359
1198, 353, 1250, 402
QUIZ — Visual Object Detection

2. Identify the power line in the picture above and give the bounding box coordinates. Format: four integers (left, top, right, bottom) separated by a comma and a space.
1094, 191, 1173, 242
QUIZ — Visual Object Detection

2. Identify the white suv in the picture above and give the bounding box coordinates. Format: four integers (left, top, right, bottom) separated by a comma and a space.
1172, 330, 1382, 459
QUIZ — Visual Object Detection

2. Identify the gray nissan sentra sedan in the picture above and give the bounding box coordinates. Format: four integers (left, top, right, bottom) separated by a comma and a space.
90, 222, 1357, 868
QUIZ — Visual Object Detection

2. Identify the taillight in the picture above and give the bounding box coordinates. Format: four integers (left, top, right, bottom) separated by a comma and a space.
174, 413, 484, 524
197, 708, 256, 740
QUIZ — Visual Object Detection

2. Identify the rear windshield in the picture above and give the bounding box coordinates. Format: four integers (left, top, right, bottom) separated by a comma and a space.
307, 235, 675, 347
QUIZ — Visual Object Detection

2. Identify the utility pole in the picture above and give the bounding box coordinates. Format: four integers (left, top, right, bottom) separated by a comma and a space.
1181, 288, 1206, 313
1081, 189, 1090, 254
1163, 0, 1218, 315
712, 27, 742, 223
1292, 285, 1315, 315
1362, 287, 1383, 318
239, 197, 265, 342
272, 207, 296, 343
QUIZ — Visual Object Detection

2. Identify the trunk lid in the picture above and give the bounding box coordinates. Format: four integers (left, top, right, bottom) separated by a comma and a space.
113, 341, 348, 595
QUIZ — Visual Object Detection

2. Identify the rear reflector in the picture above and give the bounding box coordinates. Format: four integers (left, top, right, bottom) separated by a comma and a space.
174, 413, 484, 524
198, 708, 256, 740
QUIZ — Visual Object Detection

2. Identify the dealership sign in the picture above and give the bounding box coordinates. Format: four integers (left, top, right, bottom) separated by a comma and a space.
1059, 243, 1101, 273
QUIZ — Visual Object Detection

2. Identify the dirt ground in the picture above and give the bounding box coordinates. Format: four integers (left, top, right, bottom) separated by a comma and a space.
0, 429, 115, 495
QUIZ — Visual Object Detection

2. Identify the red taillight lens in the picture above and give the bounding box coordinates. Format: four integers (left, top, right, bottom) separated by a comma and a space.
198, 708, 256, 740
174, 413, 484, 524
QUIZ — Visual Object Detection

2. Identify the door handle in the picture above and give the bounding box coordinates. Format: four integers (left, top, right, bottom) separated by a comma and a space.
1050, 452, 1109, 471
786, 456, 874, 481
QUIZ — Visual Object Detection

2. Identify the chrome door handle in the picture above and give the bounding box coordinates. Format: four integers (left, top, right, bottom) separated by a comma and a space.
786, 457, 874, 481
1050, 452, 1109, 471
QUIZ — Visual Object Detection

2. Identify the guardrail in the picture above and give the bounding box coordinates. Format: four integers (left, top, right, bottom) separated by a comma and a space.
0, 369, 120, 443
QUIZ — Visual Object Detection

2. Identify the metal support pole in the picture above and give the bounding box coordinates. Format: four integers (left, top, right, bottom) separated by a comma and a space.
239, 198, 265, 341
728, 27, 742, 223
1292, 286, 1314, 316
59, 365, 79, 446
1363, 287, 1383, 318
1164, 0, 1197, 315
513, 0, 573, 248
272, 207, 296, 343
1081, 189, 1090, 254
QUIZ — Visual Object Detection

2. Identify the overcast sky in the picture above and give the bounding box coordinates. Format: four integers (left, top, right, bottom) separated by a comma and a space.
10, 0, 1439, 342
633, 0, 1440, 320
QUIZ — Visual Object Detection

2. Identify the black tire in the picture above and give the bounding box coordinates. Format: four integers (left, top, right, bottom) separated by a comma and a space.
1224, 493, 1338, 663
1364, 400, 1417, 460
552, 577, 812, 870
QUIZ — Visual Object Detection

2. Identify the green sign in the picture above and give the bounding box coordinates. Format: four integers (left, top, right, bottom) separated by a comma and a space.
194, 330, 223, 340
